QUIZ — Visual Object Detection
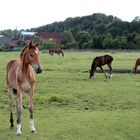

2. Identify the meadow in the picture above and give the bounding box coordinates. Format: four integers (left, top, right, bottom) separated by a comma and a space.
0, 50, 140, 140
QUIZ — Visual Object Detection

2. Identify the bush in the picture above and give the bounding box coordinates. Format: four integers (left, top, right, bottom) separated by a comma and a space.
40, 42, 58, 50
81, 41, 94, 49
62, 41, 79, 49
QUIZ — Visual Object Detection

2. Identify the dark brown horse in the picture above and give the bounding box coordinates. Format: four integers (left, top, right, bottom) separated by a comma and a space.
131, 58, 140, 74
89, 55, 113, 79
49, 48, 64, 57
6, 41, 42, 135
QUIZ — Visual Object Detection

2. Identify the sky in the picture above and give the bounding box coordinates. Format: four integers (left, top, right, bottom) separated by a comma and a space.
0, 0, 140, 31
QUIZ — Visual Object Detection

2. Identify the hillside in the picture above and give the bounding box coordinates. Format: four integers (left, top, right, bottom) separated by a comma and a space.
1, 13, 140, 50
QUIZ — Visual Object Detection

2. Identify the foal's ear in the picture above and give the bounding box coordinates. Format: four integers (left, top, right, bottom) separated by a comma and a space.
28, 41, 35, 49
35, 42, 39, 47
29, 41, 33, 47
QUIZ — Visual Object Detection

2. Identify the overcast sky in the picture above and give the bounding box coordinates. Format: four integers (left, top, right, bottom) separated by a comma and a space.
0, 0, 139, 30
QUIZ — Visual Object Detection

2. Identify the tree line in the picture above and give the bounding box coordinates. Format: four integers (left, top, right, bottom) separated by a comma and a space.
29, 13, 140, 49
1, 13, 140, 50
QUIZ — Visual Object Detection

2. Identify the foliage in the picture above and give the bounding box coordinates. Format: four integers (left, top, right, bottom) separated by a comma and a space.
28, 13, 140, 50
2, 13, 140, 50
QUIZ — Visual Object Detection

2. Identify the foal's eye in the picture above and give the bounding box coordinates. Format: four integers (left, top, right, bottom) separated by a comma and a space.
29, 54, 33, 58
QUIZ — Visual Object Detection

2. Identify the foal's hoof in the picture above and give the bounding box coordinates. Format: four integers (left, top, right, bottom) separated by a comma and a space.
16, 130, 22, 136
31, 130, 36, 133
10, 125, 14, 129
16, 133, 21, 136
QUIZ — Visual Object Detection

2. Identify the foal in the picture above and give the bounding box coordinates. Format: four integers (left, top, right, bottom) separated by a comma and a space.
89, 55, 113, 79
49, 48, 64, 57
131, 58, 140, 74
6, 41, 42, 135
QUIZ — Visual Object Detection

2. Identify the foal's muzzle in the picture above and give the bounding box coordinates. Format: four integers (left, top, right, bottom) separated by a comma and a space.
36, 67, 42, 73
33, 64, 42, 74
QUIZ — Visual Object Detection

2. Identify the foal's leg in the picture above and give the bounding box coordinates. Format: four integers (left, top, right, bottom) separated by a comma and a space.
107, 63, 113, 79
29, 87, 36, 133
99, 66, 107, 78
8, 88, 14, 128
16, 88, 23, 135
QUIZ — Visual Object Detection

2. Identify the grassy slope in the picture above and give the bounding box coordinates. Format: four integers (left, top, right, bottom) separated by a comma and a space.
0, 50, 140, 140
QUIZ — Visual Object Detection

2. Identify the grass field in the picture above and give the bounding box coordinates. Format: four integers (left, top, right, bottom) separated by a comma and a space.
0, 50, 140, 140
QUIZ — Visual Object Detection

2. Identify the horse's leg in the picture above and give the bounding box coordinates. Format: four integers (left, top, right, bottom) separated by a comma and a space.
107, 63, 113, 79
60, 52, 63, 56
29, 86, 36, 133
8, 88, 14, 128
16, 88, 23, 135
61, 51, 64, 57
99, 66, 107, 78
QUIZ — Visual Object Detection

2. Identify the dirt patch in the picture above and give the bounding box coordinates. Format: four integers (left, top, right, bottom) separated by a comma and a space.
96, 69, 140, 74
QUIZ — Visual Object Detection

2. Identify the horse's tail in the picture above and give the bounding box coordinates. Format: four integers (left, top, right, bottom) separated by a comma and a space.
6, 60, 17, 94
6, 60, 13, 86
49, 50, 51, 54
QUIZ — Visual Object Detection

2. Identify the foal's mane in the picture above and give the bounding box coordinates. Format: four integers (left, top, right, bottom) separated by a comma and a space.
20, 45, 28, 58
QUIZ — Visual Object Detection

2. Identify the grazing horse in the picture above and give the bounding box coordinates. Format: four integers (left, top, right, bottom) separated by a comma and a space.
49, 48, 64, 57
6, 41, 42, 135
131, 58, 140, 74
89, 55, 113, 79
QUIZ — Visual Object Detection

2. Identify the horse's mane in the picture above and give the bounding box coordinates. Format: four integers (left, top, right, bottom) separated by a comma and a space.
20, 45, 28, 58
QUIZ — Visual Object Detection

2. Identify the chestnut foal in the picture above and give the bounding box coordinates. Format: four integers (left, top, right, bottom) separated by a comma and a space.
6, 41, 42, 135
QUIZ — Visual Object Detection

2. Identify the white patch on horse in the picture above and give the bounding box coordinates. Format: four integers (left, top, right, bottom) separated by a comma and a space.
109, 74, 113, 80
30, 119, 36, 132
35, 50, 38, 54
17, 124, 22, 135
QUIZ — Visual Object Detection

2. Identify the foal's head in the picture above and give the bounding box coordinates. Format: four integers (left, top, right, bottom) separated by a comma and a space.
89, 61, 96, 79
20, 41, 42, 73
89, 65, 96, 79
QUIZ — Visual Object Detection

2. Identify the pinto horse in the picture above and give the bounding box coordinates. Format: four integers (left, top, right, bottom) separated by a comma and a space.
6, 41, 42, 135
49, 48, 64, 57
131, 58, 140, 74
89, 55, 113, 79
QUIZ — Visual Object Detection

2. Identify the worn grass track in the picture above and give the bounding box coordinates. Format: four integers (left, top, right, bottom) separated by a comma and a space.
0, 50, 140, 140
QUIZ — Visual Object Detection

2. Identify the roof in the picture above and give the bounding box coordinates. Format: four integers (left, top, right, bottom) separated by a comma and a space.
21, 31, 36, 36
0, 35, 4, 38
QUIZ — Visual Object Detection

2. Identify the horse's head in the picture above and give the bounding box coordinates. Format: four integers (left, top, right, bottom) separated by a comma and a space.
89, 69, 94, 79
20, 41, 42, 73
89, 63, 96, 79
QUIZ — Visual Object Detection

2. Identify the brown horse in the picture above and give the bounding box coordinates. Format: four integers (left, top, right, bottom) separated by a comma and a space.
131, 58, 140, 74
49, 48, 64, 57
89, 55, 113, 79
6, 41, 42, 135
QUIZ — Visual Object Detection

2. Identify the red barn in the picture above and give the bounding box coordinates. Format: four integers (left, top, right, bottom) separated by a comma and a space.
37, 32, 62, 45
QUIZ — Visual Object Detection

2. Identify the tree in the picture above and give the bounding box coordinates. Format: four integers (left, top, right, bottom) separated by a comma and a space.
61, 31, 74, 45
76, 31, 91, 49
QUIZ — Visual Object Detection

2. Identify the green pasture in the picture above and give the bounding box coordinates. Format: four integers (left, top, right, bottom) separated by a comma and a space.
0, 50, 140, 140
